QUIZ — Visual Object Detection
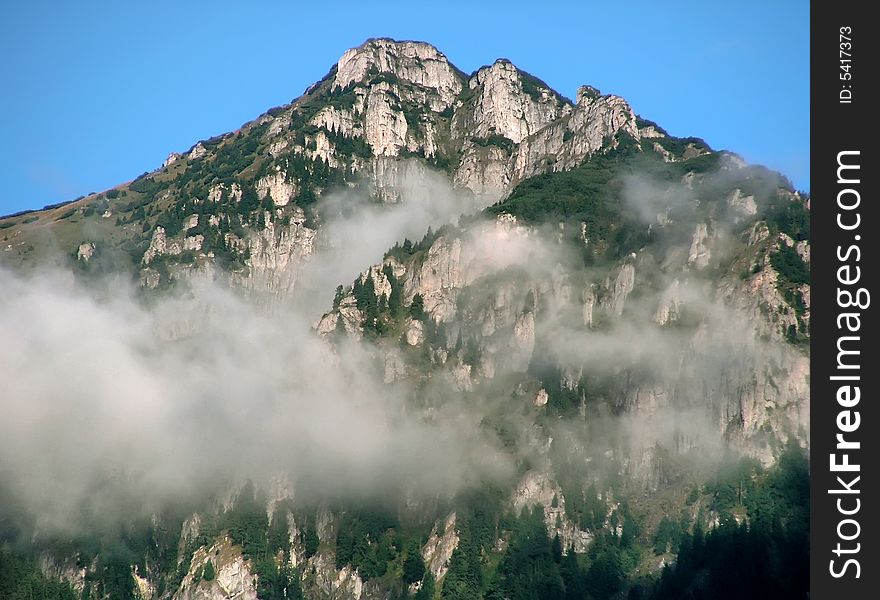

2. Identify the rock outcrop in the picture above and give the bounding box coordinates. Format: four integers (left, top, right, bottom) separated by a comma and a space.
174, 535, 258, 600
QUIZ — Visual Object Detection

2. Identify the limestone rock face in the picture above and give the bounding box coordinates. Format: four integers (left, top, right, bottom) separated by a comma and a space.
728, 188, 757, 216
39, 553, 89, 597
239, 210, 317, 294
687, 223, 711, 269
164, 152, 182, 167
142, 227, 170, 265
208, 182, 242, 204
653, 279, 683, 325
512, 311, 535, 353
422, 513, 459, 582
363, 83, 409, 157
383, 349, 407, 383
188, 143, 208, 160
311, 105, 359, 139
142, 227, 204, 265
405, 319, 425, 346
453, 144, 512, 202
333, 177, 808, 470
256, 169, 297, 207
77, 242, 95, 262
368, 157, 437, 203
534, 388, 549, 406
309, 554, 364, 600
467, 60, 565, 145
512, 471, 593, 553
134, 569, 155, 600
173, 535, 258, 600
796, 239, 810, 263
404, 236, 465, 322
603, 263, 636, 316
512, 92, 639, 182
136, 39, 655, 295
713, 238, 810, 454
334, 39, 463, 109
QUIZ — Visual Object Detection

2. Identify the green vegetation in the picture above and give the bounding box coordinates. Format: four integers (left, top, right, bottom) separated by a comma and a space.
334, 508, 399, 580
384, 265, 404, 317
129, 173, 167, 197
652, 514, 688, 555
652, 135, 711, 157
302, 520, 320, 559
441, 524, 482, 599
353, 273, 383, 336
402, 542, 426, 584
770, 243, 809, 287
385, 226, 443, 262
654, 443, 809, 600
202, 560, 215, 581
201, 127, 266, 182
416, 573, 436, 600
323, 128, 372, 159
486, 146, 657, 261
634, 116, 668, 135
0, 549, 77, 600
0, 445, 807, 600
471, 134, 515, 154
516, 68, 558, 104
765, 195, 810, 241
225, 481, 270, 560
769, 242, 809, 343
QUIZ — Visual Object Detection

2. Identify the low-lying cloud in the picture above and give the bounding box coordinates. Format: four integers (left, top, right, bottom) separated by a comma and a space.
0, 165, 502, 532
0, 159, 807, 535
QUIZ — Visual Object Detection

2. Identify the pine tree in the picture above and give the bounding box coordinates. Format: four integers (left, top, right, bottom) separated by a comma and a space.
410, 293, 426, 321
302, 521, 319, 558
333, 285, 345, 310
383, 265, 403, 317
463, 338, 481, 368
415, 572, 436, 600
552, 534, 563, 563
442, 522, 481, 600
333, 313, 347, 342
524, 289, 536, 312
402, 543, 426, 585
202, 560, 216, 581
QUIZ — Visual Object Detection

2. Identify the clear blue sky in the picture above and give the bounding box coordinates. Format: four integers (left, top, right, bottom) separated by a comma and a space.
0, 1, 809, 216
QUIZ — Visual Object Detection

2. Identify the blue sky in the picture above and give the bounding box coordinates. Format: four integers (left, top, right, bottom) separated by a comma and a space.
0, 1, 808, 216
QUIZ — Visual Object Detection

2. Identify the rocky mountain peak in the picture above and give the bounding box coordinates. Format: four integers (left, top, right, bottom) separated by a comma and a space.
576, 84, 602, 106
333, 38, 463, 103
466, 59, 569, 145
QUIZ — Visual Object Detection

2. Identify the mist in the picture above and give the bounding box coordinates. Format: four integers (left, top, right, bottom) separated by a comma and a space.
0, 166, 503, 533
297, 163, 481, 315
0, 159, 806, 534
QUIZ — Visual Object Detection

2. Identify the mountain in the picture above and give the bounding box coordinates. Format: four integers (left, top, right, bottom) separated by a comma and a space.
0, 39, 809, 600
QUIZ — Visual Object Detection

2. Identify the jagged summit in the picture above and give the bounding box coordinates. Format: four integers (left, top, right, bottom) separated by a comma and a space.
0, 38, 714, 280
333, 38, 462, 98
0, 38, 719, 282
340, 37, 451, 65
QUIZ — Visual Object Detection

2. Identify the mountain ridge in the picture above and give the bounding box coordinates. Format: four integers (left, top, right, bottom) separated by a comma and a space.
0, 38, 809, 600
